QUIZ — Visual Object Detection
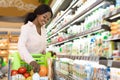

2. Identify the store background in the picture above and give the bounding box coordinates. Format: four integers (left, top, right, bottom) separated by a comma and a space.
0, 0, 120, 80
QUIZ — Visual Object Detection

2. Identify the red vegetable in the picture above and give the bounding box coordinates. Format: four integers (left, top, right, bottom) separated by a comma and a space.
18, 67, 27, 74
24, 72, 30, 78
11, 70, 18, 76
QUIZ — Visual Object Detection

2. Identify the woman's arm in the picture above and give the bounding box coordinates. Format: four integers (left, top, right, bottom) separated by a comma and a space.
17, 26, 34, 64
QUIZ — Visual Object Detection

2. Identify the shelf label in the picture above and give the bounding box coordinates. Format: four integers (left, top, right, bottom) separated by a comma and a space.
0, 31, 8, 35
10, 32, 20, 36
107, 60, 113, 67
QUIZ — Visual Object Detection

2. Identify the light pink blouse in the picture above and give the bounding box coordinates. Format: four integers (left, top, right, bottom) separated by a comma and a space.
18, 21, 47, 64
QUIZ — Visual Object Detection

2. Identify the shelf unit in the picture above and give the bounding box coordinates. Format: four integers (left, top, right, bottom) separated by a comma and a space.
0, 31, 9, 62
56, 54, 120, 68
105, 7, 120, 22
104, 35, 120, 41
49, 24, 110, 46
47, 0, 107, 39
47, 1, 120, 49
9, 32, 20, 54
56, 70, 74, 80
47, 0, 78, 32
47, 0, 120, 79
53, 55, 120, 80
0, 31, 20, 62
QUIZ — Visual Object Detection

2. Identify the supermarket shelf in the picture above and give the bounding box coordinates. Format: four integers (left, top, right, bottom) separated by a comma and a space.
0, 54, 8, 57
56, 70, 74, 80
105, 7, 120, 22
0, 31, 8, 35
72, 0, 109, 23
99, 60, 120, 68
9, 48, 18, 50
99, 60, 108, 66
47, 0, 106, 39
54, 0, 78, 25
112, 56, 120, 58
57, 55, 100, 61
10, 31, 20, 36
0, 47, 8, 50
112, 61, 120, 68
47, 0, 78, 33
48, 24, 110, 46
57, 55, 120, 68
104, 35, 120, 41
9, 44, 17, 46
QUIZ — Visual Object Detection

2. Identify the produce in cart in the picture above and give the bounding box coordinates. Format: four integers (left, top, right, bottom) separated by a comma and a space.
10, 51, 55, 80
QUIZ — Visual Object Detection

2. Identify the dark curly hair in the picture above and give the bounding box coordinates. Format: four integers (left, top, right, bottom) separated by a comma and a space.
24, 4, 53, 24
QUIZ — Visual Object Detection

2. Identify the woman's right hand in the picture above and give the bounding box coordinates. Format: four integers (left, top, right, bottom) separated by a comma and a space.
30, 61, 40, 73
41, 50, 46, 55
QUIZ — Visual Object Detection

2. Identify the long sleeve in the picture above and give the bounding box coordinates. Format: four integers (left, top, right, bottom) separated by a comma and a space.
17, 21, 47, 64
18, 26, 34, 64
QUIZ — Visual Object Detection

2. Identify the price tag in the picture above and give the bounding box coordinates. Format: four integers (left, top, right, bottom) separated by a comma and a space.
95, 57, 99, 62
89, 56, 92, 61
81, 56, 83, 60
86, 56, 89, 60
107, 60, 113, 67
92, 56, 96, 61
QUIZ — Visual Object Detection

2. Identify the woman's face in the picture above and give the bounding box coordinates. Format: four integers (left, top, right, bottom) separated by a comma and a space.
37, 12, 51, 27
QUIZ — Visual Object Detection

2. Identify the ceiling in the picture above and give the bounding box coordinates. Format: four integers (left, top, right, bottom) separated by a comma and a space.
0, 0, 72, 32
0, 0, 52, 31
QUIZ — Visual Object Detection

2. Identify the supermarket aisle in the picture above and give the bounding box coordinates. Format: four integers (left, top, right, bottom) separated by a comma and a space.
47, 0, 120, 80
1, 0, 120, 80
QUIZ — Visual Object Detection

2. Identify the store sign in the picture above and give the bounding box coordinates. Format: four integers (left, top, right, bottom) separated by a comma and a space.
0, 0, 37, 11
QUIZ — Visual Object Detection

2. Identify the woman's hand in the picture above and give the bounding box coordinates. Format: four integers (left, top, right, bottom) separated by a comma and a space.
42, 50, 46, 54
30, 61, 40, 73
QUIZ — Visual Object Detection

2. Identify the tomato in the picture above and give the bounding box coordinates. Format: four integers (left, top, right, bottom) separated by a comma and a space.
23, 72, 30, 78
11, 70, 18, 76
18, 67, 27, 74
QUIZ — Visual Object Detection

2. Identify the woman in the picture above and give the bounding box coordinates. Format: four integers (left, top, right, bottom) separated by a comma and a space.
18, 4, 53, 73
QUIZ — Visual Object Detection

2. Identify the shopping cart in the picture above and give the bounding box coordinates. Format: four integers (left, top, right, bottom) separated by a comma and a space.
0, 57, 3, 78
8, 52, 52, 80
